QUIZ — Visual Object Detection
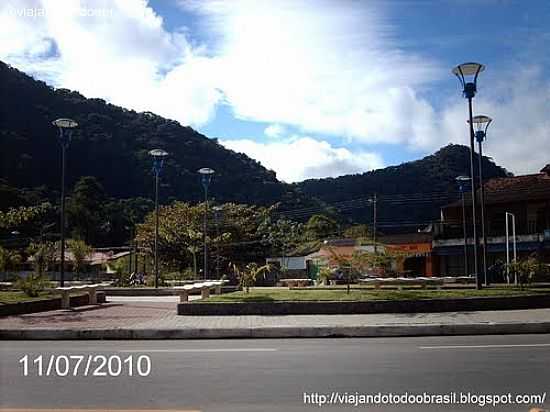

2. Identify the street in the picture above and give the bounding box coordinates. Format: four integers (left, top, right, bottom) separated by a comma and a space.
1, 334, 549, 411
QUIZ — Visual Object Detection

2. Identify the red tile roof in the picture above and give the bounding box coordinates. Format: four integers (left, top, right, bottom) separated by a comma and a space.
444, 165, 550, 209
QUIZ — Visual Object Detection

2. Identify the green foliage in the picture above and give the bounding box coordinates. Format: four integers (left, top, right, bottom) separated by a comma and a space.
343, 224, 372, 243
137, 202, 208, 273
67, 239, 93, 278
0, 61, 296, 211
258, 217, 303, 268
26, 241, 57, 276
67, 177, 107, 244
110, 257, 131, 287
136, 201, 275, 275
304, 214, 339, 240
0, 62, 514, 244
0, 246, 22, 273
318, 266, 332, 284
295, 144, 510, 225
507, 255, 549, 288
232, 262, 272, 293
0, 203, 52, 230
205, 287, 550, 303
15, 274, 51, 297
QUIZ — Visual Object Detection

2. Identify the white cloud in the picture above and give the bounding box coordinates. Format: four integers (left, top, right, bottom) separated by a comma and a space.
182, 0, 443, 147
221, 136, 384, 183
440, 66, 550, 175
2, 0, 548, 179
0, 0, 222, 127
264, 124, 286, 139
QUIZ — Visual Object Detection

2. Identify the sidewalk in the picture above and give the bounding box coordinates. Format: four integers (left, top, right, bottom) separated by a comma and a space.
1, 300, 550, 339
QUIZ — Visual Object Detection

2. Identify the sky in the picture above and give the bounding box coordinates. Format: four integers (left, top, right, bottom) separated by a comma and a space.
1, 0, 549, 183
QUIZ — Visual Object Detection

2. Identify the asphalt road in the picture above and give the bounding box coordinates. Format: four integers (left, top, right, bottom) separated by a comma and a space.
1, 335, 549, 412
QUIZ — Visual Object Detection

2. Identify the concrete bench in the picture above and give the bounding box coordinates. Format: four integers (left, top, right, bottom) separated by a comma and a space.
56, 282, 111, 309
0, 281, 13, 290
173, 280, 227, 303
359, 277, 444, 290
280, 278, 312, 288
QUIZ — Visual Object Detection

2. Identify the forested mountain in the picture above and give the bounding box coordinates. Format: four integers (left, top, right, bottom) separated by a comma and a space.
1, 60, 510, 237
294, 145, 510, 229
0, 61, 290, 208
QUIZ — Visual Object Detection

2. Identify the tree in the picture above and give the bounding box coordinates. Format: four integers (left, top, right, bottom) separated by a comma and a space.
26, 241, 57, 276
67, 176, 107, 244
232, 262, 272, 293
304, 214, 339, 241
137, 202, 226, 275
186, 229, 202, 278
258, 217, 303, 274
136, 201, 270, 277
101, 197, 154, 246
0, 203, 52, 231
67, 239, 93, 280
0, 246, 22, 276
325, 247, 412, 293
343, 224, 372, 243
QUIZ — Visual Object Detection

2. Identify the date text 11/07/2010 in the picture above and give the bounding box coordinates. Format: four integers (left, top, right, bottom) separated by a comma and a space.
19, 354, 152, 377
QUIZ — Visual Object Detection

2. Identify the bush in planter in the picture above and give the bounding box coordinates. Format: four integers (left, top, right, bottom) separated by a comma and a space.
318, 267, 332, 285
232, 262, 271, 293
145, 273, 165, 287
507, 255, 549, 289
15, 274, 51, 297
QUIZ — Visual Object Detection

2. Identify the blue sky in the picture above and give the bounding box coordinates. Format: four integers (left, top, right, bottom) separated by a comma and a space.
1, 0, 549, 182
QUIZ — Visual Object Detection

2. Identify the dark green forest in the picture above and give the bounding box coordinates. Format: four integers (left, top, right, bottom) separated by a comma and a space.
1, 60, 510, 246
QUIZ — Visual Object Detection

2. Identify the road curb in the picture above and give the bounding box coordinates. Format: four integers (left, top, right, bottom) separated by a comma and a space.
2, 322, 550, 339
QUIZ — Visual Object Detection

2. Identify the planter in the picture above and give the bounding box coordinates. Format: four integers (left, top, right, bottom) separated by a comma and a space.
0, 292, 106, 317
177, 294, 550, 316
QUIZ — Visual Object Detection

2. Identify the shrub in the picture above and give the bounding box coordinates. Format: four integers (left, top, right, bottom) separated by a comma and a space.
233, 262, 271, 293
318, 267, 332, 285
145, 274, 164, 287
15, 274, 51, 297
507, 255, 549, 289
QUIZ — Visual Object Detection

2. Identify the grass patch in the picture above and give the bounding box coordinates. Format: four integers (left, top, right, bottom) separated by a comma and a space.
204, 287, 550, 303
0, 291, 54, 304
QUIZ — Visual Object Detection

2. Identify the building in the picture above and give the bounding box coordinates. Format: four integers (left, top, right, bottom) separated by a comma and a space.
433, 165, 550, 276
381, 233, 435, 276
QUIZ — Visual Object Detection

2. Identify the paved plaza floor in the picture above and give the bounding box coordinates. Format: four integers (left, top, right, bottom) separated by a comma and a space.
1, 299, 550, 331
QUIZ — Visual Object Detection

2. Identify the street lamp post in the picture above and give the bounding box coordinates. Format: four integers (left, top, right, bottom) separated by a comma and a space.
505, 212, 517, 284
149, 149, 168, 288
212, 206, 223, 280
52, 118, 78, 287
453, 62, 485, 289
198, 168, 215, 280
470, 115, 493, 285
456, 176, 471, 277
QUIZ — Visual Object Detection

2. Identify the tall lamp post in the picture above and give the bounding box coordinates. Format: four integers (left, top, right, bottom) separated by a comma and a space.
505, 212, 517, 284
470, 115, 492, 285
149, 149, 169, 288
212, 205, 223, 280
456, 176, 471, 277
198, 168, 215, 280
52, 118, 78, 287
452, 62, 485, 289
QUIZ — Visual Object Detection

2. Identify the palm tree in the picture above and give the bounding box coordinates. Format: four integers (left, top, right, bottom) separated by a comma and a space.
233, 262, 271, 293
67, 239, 93, 281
